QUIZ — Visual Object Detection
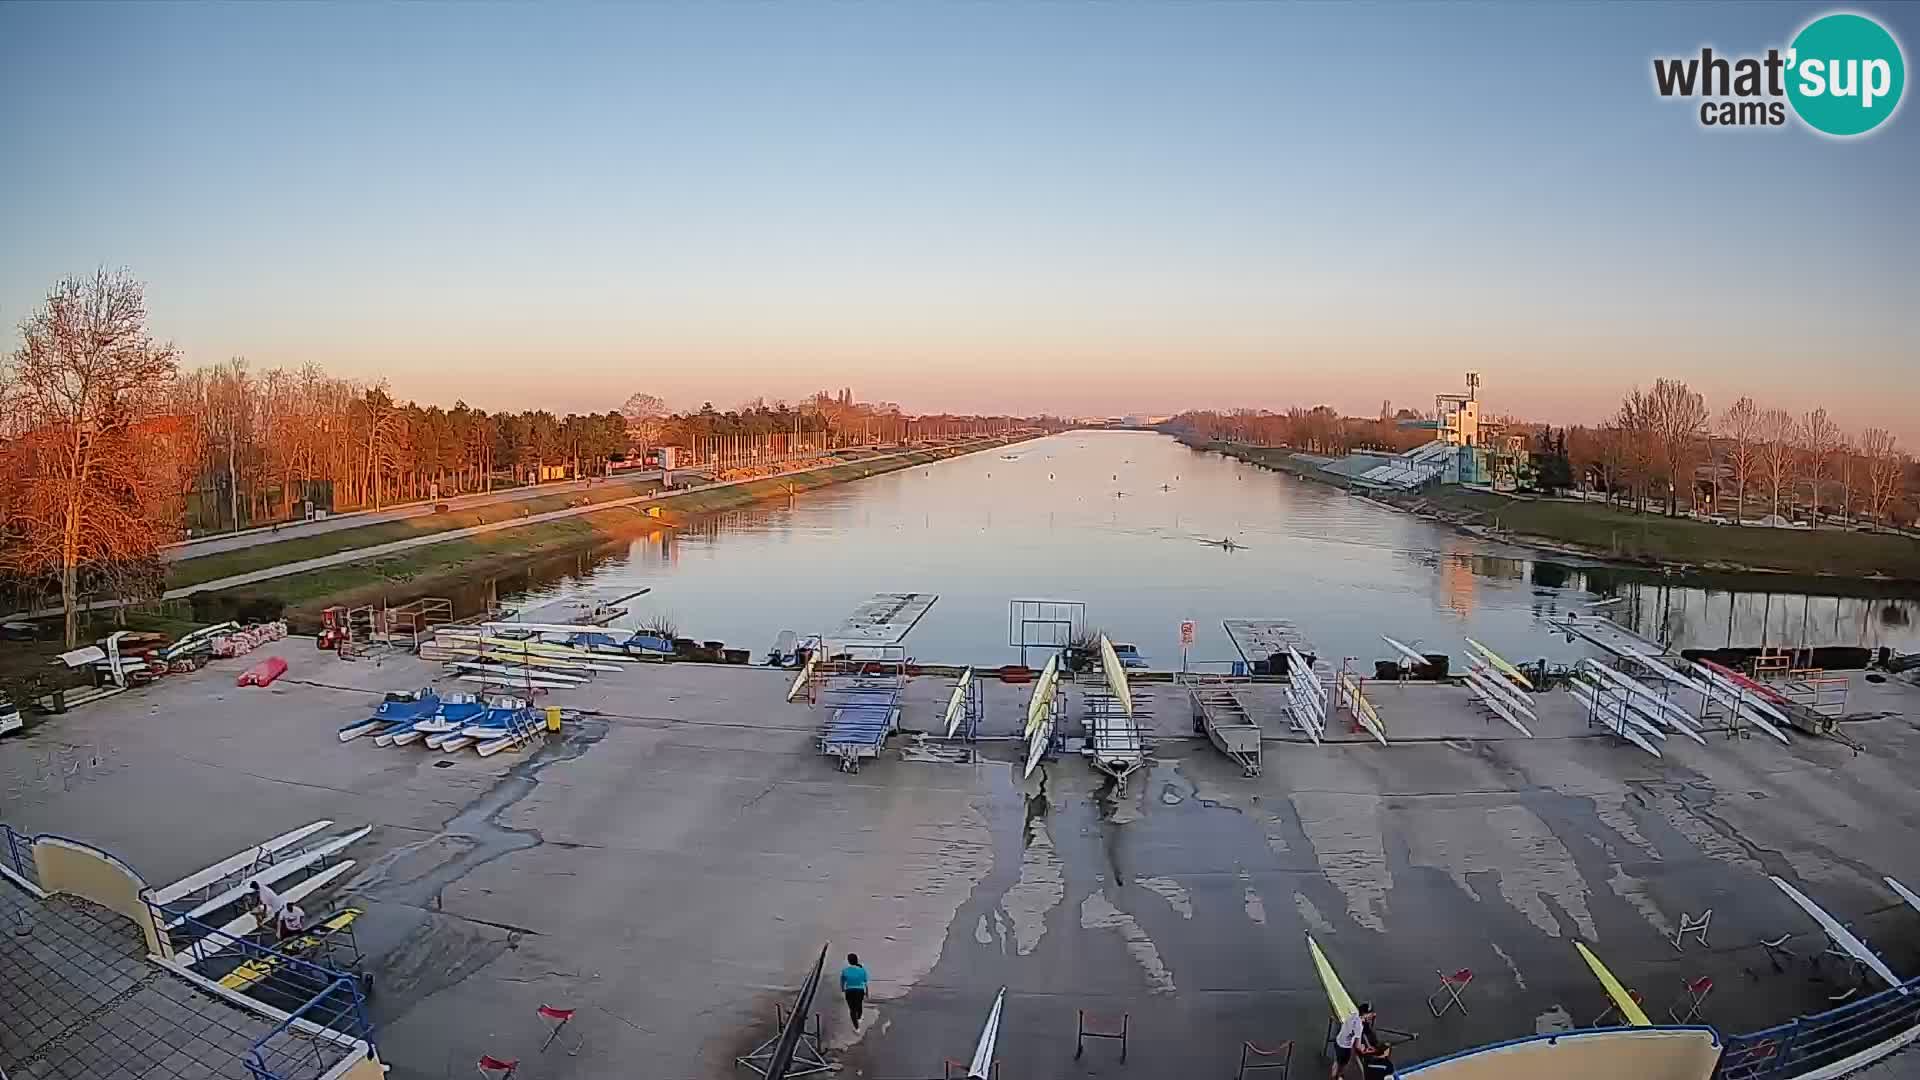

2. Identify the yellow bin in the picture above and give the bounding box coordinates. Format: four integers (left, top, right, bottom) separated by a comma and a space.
545, 706, 562, 732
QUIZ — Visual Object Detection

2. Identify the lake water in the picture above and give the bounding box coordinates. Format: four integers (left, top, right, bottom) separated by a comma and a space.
497, 431, 1918, 668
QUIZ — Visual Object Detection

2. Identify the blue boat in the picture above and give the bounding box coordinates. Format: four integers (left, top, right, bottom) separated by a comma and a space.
338, 689, 442, 741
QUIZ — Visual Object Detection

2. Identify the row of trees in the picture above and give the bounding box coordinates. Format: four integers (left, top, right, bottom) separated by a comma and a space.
1164, 404, 1443, 457
178, 359, 635, 531
3, 271, 1037, 644
1170, 382, 1911, 530
1567, 382, 1909, 528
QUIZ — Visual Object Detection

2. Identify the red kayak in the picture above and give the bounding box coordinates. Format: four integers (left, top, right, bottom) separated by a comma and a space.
237, 656, 289, 687
1696, 658, 1791, 706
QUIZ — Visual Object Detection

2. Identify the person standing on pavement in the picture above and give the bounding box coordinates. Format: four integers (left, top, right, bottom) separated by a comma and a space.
840, 953, 870, 1027
1330, 1001, 1375, 1080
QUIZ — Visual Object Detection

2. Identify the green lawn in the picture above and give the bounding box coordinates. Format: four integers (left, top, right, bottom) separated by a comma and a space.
167, 479, 674, 587
1424, 490, 1920, 578
188, 443, 997, 622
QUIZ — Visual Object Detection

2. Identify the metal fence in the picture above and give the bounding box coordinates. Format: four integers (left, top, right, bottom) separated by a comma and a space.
1716, 975, 1920, 1080
0, 822, 39, 890
245, 976, 373, 1080
149, 901, 376, 1080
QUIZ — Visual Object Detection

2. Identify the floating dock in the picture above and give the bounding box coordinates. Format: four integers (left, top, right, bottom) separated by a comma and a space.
831, 592, 939, 646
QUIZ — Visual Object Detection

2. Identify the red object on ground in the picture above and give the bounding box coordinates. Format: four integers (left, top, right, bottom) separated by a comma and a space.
476, 1055, 518, 1076
1697, 658, 1792, 706
237, 656, 289, 687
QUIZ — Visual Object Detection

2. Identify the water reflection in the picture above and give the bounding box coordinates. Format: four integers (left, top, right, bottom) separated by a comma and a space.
472, 432, 1917, 667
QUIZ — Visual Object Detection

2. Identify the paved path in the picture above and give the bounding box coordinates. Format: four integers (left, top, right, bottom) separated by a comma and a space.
164, 468, 694, 561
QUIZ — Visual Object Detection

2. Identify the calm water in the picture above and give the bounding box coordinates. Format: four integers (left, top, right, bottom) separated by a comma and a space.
496, 432, 1918, 668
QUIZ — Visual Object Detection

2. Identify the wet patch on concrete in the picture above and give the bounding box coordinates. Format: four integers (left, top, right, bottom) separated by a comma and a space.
1606, 862, 1674, 938
1292, 792, 1389, 930
351, 719, 612, 913
1491, 941, 1527, 990
1405, 805, 1595, 940
1294, 891, 1336, 935
1080, 888, 1176, 994
997, 805, 1064, 956
1590, 793, 1661, 862
1135, 875, 1193, 919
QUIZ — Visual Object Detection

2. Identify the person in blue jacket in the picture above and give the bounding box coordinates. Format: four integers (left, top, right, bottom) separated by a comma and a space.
840, 953, 870, 1027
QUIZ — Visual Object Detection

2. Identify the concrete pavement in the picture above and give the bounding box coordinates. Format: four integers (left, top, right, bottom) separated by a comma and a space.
5, 652, 1920, 1078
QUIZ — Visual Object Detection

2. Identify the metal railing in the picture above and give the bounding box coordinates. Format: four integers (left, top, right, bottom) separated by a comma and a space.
245, 976, 372, 1080
0, 822, 40, 890
1716, 975, 1920, 1080
148, 899, 375, 1080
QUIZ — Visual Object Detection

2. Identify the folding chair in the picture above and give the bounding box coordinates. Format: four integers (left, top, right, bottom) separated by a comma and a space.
538, 1004, 576, 1052
1668, 976, 1712, 1023
1671, 910, 1711, 951
1427, 968, 1474, 1017
1236, 1039, 1294, 1080
1590, 988, 1644, 1027
1074, 1009, 1128, 1063
476, 1055, 518, 1078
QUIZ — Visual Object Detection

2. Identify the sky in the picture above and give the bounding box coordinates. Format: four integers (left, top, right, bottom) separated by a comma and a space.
1, 3, 1915, 437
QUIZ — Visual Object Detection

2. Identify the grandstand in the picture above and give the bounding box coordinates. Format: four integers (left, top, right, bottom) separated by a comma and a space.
1352, 439, 1455, 491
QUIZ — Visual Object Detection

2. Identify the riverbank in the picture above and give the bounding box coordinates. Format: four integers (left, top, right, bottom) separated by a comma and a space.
1182, 436, 1920, 584
190, 437, 1028, 627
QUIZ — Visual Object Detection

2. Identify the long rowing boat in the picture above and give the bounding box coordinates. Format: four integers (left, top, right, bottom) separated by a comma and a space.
1465, 637, 1533, 690
1576, 942, 1650, 1025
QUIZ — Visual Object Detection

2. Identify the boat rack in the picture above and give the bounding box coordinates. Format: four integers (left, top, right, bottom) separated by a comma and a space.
1176, 672, 1262, 776
816, 646, 907, 773
1082, 684, 1149, 788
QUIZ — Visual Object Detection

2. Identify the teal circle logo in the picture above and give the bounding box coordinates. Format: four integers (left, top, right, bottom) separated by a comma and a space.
1787, 13, 1905, 136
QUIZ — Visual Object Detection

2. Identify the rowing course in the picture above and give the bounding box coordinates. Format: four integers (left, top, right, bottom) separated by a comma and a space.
5, 653, 1920, 1078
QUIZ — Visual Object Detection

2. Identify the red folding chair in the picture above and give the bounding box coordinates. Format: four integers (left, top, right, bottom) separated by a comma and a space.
1590, 989, 1644, 1027
1668, 976, 1713, 1023
476, 1055, 518, 1078
538, 1004, 576, 1052
1427, 968, 1474, 1017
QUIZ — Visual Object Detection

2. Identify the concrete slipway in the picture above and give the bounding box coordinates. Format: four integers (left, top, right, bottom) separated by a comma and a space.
3, 653, 1920, 1079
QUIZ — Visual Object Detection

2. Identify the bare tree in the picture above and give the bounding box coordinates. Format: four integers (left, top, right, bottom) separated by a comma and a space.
1861, 427, 1905, 529
1835, 432, 1857, 526
0, 270, 181, 646
1719, 396, 1761, 524
621, 392, 668, 451
1615, 389, 1656, 512
1798, 407, 1841, 529
1758, 408, 1798, 522
1645, 378, 1708, 515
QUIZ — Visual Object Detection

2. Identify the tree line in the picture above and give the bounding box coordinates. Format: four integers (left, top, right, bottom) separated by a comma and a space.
1167, 381, 1913, 529
2, 271, 1035, 644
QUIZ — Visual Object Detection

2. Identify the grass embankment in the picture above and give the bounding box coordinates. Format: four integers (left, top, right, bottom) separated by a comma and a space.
169, 478, 678, 588
1187, 435, 1920, 581
194, 442, 1009, 624
1411, 488, 1920, 579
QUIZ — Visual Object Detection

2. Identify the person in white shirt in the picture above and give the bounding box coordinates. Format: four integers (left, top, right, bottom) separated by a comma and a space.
1331, 1001, 1376, 1079
248, 880, 306, 938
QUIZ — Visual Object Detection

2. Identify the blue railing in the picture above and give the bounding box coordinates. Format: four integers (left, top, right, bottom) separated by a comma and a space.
245, 975, 373, 1080
1716, 975, 1920, 1080
150, 900, 376, 1080
0, 821, 38, 889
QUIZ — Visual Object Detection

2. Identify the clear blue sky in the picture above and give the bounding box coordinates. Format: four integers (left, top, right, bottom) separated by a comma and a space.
2, 2, 1914, 436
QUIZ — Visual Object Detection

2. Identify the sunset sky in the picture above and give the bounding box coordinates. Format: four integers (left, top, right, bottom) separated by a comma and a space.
2, 3, 1914, 437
